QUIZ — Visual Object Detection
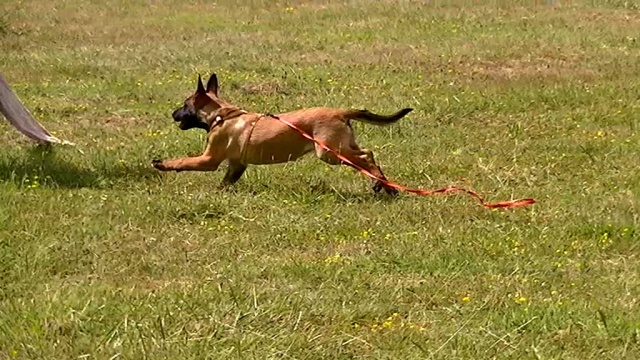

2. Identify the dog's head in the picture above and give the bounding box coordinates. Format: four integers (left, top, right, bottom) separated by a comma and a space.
171, 73, 231, 131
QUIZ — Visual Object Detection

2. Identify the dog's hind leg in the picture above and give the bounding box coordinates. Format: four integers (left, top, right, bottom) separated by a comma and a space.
152, 155, 221, 172
348, 148, 398, 195
221, 161, 247, 187
315, 143, 398, 195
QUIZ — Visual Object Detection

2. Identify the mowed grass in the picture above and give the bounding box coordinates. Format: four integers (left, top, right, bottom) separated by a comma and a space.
1, 0, 639, 358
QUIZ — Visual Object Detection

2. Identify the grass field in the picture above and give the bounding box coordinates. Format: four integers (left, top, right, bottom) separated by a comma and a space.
1, 0, 639, 358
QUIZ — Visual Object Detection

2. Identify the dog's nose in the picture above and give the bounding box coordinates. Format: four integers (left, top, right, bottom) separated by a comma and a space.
172, 108, 180, 121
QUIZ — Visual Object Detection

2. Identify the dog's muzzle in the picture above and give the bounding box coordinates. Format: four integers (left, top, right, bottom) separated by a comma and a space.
172, 108, 182, 122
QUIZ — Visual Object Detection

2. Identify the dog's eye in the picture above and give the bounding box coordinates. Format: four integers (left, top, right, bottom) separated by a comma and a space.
215, 116, 222, 122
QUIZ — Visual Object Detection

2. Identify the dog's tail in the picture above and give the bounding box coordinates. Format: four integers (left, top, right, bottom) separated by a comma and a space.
346, 108, 413, 125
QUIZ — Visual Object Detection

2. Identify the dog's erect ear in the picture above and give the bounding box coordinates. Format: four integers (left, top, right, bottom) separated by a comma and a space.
197, 74, 206, 94
206, 73, 219, 96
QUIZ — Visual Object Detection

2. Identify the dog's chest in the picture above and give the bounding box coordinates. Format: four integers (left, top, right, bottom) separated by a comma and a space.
225, 116, 255, 149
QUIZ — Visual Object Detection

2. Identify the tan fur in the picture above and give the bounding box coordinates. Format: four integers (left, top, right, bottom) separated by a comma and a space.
154, 74, 412, 194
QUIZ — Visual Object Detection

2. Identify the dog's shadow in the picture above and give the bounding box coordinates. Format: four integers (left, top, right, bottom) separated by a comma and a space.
0, 146, 159, 189
239, 177, 397, 204
0, 147, 400, 201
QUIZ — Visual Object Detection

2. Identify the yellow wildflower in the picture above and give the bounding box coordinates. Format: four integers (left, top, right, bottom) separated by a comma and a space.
324, 254, 342, 264
515, 296, 527, 304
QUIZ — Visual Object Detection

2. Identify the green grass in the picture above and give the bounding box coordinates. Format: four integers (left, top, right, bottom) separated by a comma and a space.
1, 0, 639, 358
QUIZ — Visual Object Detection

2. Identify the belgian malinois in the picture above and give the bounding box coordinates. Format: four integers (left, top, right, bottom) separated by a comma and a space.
152, 73, 413, 194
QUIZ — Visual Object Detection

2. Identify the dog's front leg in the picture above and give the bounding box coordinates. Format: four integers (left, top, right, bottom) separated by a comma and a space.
220, 161, 247, 187
152, 155, 221, 172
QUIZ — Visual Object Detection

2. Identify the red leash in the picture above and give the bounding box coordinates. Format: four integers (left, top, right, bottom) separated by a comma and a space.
266, 114, 535, 209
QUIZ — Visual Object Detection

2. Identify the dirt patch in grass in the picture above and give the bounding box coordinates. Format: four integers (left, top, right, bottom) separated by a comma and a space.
306, 42, 601, 84
102, 116, 141, 129
460, 57, 599, 82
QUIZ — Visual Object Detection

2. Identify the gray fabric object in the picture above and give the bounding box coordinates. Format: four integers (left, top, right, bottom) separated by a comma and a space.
0, 73, 73, 145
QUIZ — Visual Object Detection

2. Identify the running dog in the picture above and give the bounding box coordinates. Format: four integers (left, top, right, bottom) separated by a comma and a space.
152, 73, 412, 194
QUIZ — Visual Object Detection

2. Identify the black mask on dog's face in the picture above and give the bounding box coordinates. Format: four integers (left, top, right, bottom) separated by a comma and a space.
170, 73, 226, 131
171, 102, 207, 131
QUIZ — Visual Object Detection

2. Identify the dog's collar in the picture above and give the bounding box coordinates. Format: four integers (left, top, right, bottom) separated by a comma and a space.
206, 108, 248, 130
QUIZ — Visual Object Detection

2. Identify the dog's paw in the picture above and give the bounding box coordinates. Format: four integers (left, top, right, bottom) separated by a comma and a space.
152, 159, 167, 171
385, 186, 400, 196
372, 181, 384, 194
373, 181, 399, 196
